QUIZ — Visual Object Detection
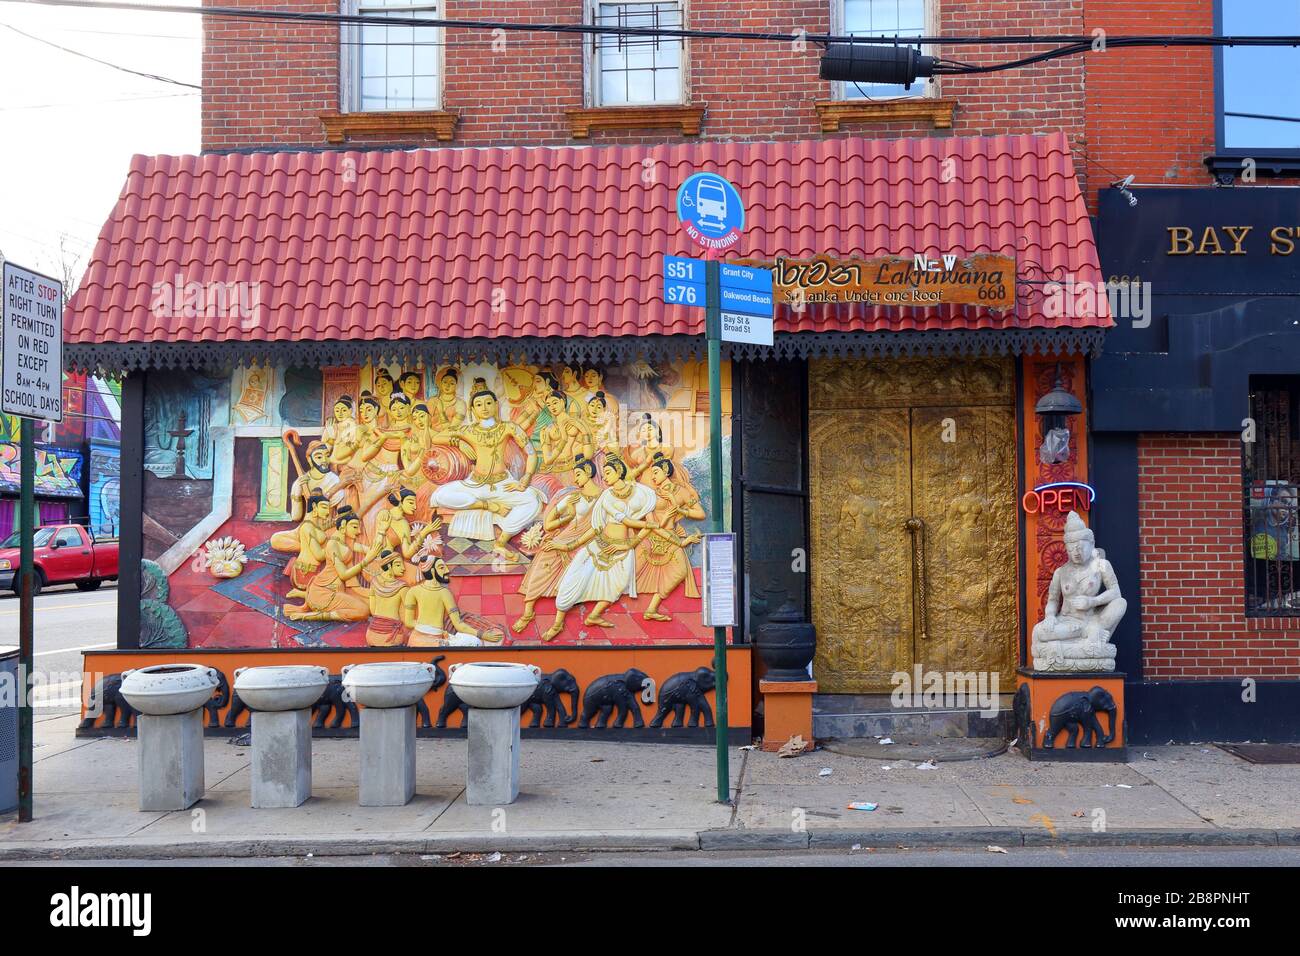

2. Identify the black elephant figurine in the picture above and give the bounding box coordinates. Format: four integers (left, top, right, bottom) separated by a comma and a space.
312, 675, 358, 730
1012, 683, 1035, 749
223, 689, 250, 728
415, 656, 448, 729
204, 667, 230, 729
579, 668, 656, 729
522, 668, 580, 728
649, 667, 716, 728
79, 673, 137, 730
1043, 685, 1117, 749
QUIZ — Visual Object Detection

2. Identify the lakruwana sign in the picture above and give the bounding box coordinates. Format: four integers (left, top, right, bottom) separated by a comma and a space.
768, 253, 1014, 309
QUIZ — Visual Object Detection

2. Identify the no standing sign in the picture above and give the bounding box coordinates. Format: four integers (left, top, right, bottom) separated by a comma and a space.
2, 262, 63, 422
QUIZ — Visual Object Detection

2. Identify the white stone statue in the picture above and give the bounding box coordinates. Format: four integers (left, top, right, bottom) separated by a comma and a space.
1031, 511, 1127, 672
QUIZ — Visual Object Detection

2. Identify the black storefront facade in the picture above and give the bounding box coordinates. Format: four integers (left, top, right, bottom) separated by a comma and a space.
1092, 185, 1300, 743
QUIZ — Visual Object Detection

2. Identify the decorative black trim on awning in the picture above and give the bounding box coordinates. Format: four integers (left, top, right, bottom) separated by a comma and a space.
65, 328, 1105, 376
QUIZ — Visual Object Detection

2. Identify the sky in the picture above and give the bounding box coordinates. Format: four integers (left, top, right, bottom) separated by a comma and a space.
0, 0, 201, 292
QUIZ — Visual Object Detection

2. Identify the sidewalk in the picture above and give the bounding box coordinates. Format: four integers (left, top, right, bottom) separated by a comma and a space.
2, 714, 1298, 859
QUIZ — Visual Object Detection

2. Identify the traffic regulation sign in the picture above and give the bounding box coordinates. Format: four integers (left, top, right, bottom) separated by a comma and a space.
675, 173, 745, 252
2, 262, 63, 422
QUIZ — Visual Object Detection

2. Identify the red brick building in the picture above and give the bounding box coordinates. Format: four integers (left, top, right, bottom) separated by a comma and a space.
1088, 1, 1300, 739
69, 0, 1299, 745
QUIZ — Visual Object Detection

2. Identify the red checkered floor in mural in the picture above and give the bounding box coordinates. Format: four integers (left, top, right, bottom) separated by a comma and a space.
171, 517, 709, 649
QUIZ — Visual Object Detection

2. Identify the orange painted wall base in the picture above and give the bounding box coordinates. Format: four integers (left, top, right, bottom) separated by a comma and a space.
759, 679, 817, 752
80, 647, 751, 741
1015, 668, 1126, 761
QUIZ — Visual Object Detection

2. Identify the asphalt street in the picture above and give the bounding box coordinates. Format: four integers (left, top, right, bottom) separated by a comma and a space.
5, 846, 1300, 866
0, 583, 117, 713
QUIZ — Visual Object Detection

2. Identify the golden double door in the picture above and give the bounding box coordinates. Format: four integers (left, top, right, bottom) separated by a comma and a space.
809, 358, 1018, 694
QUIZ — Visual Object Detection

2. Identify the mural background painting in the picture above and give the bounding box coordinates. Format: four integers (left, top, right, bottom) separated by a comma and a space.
142, 360, 730, 649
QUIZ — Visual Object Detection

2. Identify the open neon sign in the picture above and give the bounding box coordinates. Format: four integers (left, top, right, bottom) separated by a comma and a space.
1022, 481, 1095, 514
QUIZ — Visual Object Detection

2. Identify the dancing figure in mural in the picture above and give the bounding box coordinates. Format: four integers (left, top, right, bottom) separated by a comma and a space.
283, 507, 378, 622
1031, 511, 1127, 672
542, 456, 657, 638
512, 455, 601, 633
429, 388, 543, 562
403, 556, 485, 647
538, 390, 594, 474
635, 453, 704, 622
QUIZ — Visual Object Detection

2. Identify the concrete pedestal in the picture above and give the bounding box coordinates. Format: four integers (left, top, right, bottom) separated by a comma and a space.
359, 705, 416, 806
250, 709, 312, 808
137, 710, 205, 811
466, 706, 522, 806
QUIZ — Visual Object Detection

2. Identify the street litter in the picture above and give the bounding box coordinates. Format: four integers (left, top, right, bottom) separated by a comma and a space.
739, 745, 756, 751
851, 843, 862, 851
916, 759, 938, 770
485, 852, 502, 863
818, 767, 833, 777
421, 855, 441, 861
846, 802, 878, 811
777, 734, 810, 757
879, 737, 894, 745
881, 765, 892, 770
986, 845, 1008, 854
1143, 751, 1156, 760
1072, 810, 1085, 817
1116, 783, 1133, 788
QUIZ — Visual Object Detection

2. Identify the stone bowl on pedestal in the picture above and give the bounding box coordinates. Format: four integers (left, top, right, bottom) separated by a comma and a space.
119, 663, 221, 716
233, 665, 329, 712
341, 661, 437, 709
448, 662, 541, 709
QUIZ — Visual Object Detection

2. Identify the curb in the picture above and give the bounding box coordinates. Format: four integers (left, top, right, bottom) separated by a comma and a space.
1, 827, 1296, 860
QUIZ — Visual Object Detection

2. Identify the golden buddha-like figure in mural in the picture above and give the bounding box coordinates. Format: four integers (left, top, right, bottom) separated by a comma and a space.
428, 387, 544, 563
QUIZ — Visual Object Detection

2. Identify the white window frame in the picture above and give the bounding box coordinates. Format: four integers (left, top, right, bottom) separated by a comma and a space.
830, 0, 938, 101
584, 0, 689, 108
340, 0, 444, 113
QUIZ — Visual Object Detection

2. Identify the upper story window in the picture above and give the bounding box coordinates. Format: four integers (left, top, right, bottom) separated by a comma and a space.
1245, 377, 1300, 616
1218, 0, 1300, 153
835, 0, 931, 100
586, 1, 686, 107
344, 0, 442, 112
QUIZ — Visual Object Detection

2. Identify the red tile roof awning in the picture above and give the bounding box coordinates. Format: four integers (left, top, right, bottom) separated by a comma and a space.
65, 132, 1109, 369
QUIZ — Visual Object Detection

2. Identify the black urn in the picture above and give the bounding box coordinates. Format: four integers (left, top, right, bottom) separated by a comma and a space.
754, 599, 816, 682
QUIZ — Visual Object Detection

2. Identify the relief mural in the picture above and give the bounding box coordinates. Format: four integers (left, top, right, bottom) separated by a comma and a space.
142, 360, 728, 649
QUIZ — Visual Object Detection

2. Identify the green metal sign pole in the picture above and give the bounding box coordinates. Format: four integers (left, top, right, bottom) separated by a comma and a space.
17, 417, 34, 822
705, 259, 730, 803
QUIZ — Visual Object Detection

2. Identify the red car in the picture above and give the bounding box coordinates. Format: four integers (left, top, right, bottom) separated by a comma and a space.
0, 524, 120, 595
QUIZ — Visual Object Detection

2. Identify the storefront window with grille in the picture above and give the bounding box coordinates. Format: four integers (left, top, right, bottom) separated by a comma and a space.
1245, 377, 1300, 615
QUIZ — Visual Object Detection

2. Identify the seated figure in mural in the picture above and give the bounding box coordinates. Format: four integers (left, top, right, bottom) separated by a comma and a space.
634, 453, 705, 622
283, 507, 378, 622
511, 454, 601, 633
270, 440, 346, 554
538, 390, 594, 475
428, 387, 544, 562
322, 395, 360, 470
541, 455, 657, 639
403, 555, 486, 647
1031, 511, 1127, 672
284, 493, 333, 599
365, 549, 410, 646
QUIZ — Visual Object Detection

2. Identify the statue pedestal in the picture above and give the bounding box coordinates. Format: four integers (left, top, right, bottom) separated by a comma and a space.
1014, 669, 1127, 762
759, 680, 816, 752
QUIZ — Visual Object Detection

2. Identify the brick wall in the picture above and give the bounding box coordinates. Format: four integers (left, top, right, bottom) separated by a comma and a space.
1137, 434, 1300, 679
1082, 0, 1216, 211
202, 0, 1087, 186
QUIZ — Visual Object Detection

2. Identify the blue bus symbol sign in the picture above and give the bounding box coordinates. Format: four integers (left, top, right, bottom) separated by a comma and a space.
676, 173, 744, 251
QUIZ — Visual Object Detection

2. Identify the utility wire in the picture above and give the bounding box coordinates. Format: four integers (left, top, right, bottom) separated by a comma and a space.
4, 0, 1300, 50
0, 21, 201, 88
